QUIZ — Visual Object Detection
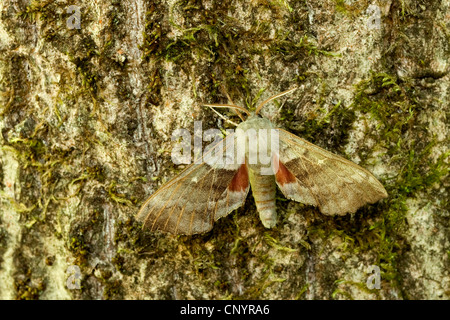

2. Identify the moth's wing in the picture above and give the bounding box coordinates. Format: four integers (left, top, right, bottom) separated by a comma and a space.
136, 133, 250, 235
275, 128, 387, 215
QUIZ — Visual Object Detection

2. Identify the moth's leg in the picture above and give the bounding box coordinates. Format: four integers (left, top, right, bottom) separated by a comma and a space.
206, 105, 239, 127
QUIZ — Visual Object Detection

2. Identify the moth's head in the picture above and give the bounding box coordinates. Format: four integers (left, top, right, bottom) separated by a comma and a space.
203, 87, 297, 125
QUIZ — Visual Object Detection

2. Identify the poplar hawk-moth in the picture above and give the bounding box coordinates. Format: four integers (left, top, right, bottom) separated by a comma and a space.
136, 89, 388, 235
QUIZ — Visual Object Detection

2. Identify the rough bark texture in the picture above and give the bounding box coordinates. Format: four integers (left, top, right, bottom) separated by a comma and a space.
0, 0, 449, 300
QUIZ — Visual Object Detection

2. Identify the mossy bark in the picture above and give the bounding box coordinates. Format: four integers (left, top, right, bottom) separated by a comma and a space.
0, 0, 448, 299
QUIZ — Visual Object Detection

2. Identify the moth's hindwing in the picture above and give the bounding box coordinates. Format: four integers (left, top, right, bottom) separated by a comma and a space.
136, 133, 250, 235
275, 128, 388, 215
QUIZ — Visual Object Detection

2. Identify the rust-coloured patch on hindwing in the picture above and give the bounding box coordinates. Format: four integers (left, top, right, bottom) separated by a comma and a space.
229, 162, 249, 192
274, 154, 297, 185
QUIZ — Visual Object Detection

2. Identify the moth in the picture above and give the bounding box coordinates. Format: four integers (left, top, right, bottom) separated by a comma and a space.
136, 88, 388, 235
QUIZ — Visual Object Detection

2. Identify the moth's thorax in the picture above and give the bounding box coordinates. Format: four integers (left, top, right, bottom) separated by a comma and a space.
236, 115, 274, 131
236, 115, 277, 172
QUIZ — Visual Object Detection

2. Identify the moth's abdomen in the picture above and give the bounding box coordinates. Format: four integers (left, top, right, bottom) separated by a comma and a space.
249, 168, 277, 228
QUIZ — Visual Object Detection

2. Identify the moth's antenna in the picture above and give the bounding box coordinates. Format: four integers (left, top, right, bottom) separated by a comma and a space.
254, 87, 297, 116
206, 105, 239, 127
203, 103, 251, 117
278, 100, 286, 113
225, 91, 245, 122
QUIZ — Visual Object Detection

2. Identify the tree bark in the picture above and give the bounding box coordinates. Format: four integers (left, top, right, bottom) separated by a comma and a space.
0, 0, 448, 299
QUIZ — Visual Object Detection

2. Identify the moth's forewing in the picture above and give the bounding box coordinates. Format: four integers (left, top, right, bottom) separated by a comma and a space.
136, 133, 250, 235
276, 128, 388, 215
